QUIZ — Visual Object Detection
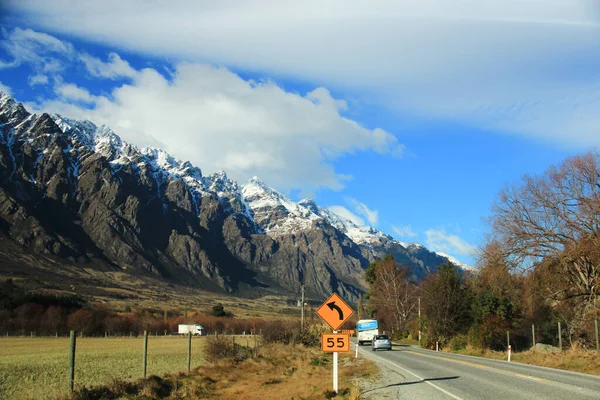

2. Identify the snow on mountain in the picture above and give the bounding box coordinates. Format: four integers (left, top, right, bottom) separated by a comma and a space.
435, 252, 474, 270
307, 201, 391, 246
242, 177, 320, 235
140, 147, 202, 179
48, 110, 471, 270
205, 171, 254, 218
241, 181, 389, 245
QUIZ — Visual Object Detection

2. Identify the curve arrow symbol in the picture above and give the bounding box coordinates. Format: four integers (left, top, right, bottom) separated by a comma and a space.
327, 302, 344, 320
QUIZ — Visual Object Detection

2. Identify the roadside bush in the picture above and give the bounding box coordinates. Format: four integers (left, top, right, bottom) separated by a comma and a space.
261, 320, 325, 347
261, 320, 293, 344
391, 331, 410, 341
448, 334, 468, 351
467, 326, 485, 350
203, 337, 251, 364
295, 324, 324, 347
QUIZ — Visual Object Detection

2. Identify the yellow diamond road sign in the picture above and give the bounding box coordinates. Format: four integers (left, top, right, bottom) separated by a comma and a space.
316, 293, 354, 331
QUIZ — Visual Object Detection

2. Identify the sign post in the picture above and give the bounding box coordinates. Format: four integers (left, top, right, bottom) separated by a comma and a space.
333, 332, 338, 393
317, 293, 354, 395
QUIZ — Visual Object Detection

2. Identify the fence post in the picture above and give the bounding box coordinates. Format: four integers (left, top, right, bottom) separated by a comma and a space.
69, 330, 76, 391
595, 320, 599, 352
187, 332, 192, 373
558, 322, 562, 351
532, 324, 535, 348
506, 331, 510, 349
143, 330, 148, 378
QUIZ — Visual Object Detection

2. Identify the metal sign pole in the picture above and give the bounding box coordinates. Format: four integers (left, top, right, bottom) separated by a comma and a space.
333, 330, 338, 394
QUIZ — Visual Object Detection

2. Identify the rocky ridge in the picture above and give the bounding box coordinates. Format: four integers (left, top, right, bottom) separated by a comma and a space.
0, 92, 467, 302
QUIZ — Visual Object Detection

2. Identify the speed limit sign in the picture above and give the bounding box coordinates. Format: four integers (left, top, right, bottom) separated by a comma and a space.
321, 333, 350, 353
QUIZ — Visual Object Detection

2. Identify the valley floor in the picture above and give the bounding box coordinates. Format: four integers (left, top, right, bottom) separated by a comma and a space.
0, 337, 377, 400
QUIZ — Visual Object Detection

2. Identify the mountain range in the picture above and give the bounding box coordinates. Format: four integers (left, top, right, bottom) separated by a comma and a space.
0, 91, 469, 302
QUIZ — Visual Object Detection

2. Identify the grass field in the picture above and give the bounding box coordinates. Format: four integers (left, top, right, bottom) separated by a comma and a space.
0, 336, 208, 400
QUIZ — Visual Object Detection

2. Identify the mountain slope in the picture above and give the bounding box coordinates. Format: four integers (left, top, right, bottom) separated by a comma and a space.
0, 92, 468, 302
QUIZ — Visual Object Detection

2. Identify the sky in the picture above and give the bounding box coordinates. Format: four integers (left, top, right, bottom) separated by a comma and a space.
1, 0, 599, 266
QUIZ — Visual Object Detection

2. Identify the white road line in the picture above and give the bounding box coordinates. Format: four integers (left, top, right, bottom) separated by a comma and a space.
365, 349, 465, 400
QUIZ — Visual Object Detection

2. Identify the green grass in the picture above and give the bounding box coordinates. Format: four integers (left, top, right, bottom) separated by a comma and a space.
0, 336, 207, 400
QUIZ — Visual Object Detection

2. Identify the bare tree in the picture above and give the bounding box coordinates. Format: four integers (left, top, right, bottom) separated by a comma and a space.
490, 152, 600, 321
369, 256, 418, 333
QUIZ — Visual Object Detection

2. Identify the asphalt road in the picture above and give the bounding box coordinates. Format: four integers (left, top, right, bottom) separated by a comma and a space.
356, 340, 600, 399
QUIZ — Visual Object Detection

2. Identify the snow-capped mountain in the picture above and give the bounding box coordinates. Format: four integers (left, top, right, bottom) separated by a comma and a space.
0, 91, 469, 302
51, 105, 471, 270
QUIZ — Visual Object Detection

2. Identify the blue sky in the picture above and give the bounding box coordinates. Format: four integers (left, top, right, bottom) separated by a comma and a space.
1, 1, 599, 265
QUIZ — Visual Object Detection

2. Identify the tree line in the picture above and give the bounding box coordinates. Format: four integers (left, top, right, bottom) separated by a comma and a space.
363, 152, 600, 351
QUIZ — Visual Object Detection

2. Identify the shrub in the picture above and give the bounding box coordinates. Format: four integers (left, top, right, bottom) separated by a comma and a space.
467, 326, 485, 350
261, 320, 324, 347
391, 331, 410, 341
261, 320, 293, 344
448, 334, 468, 351
296, 324, 324, 347
203, 337, 251, 364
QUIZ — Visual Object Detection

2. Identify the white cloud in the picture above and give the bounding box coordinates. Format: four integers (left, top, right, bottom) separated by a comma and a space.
348, 198, 379, 225
392, 225, 417, 238
328, 206, 366, 227
28, 74, 48, 86
425, 229, 477, 257
0, 27, 74, 73
28, 60, 402, 192
54, 83, 97, 104
6, 0, 600, 147
0, 80, 12, 95
80, 52, 137, 79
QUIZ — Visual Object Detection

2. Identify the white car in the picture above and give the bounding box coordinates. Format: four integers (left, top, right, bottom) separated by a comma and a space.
372, 334, 392, 351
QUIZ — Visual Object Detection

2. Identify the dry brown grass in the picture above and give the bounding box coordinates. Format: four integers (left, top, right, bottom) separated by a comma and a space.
449, 346, 600, 375
59, 342, 378, 399
203, 343, 370, 400
512, 349, 600, 375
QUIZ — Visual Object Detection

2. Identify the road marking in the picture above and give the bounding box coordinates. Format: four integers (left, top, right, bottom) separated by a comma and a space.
407, 349, 548, 382
366, 350, 465, 400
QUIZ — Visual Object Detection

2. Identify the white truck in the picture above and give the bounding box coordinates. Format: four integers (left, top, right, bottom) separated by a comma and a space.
357, 319, 379, 345
178, 324, 205, 336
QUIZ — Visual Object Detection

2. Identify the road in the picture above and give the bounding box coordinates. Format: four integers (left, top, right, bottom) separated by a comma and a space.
355, 341, 600, 399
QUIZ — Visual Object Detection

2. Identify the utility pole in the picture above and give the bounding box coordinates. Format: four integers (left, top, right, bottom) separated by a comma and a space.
301, 285, 305, 331
418, 297, 421, 345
